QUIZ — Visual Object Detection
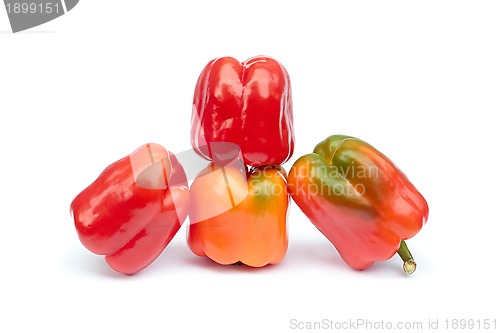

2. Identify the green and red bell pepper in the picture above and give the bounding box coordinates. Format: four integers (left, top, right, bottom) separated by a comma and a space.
288, 135, 429, 273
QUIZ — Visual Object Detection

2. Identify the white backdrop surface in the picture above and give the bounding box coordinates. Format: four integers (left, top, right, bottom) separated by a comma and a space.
1, 1, 499, 332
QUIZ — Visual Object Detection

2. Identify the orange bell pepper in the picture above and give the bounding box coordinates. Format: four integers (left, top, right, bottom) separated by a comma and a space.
187, 163, 289, 267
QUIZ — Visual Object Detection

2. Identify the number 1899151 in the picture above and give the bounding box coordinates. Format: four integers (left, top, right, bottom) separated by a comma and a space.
6, 2, 61, 14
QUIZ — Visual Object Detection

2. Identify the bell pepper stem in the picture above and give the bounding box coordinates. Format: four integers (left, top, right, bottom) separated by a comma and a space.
397, 240, 416, 274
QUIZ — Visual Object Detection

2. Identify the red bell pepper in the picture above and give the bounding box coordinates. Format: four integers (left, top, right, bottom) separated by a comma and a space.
288, 135, 429, 273
70, 143, 189, 275
191, 56, 294, 167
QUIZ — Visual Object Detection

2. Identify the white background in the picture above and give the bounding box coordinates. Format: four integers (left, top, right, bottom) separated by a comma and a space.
1, 1, 499, 332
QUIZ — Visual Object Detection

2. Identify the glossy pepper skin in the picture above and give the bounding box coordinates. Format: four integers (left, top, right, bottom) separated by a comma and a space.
191, 56, 294, 167
288, 135, 429, 273
187, 163, 289, 267
70, 144, 190, 275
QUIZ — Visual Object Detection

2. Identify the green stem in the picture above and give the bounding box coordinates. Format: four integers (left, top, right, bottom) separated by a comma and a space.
397, 240, 416, 274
